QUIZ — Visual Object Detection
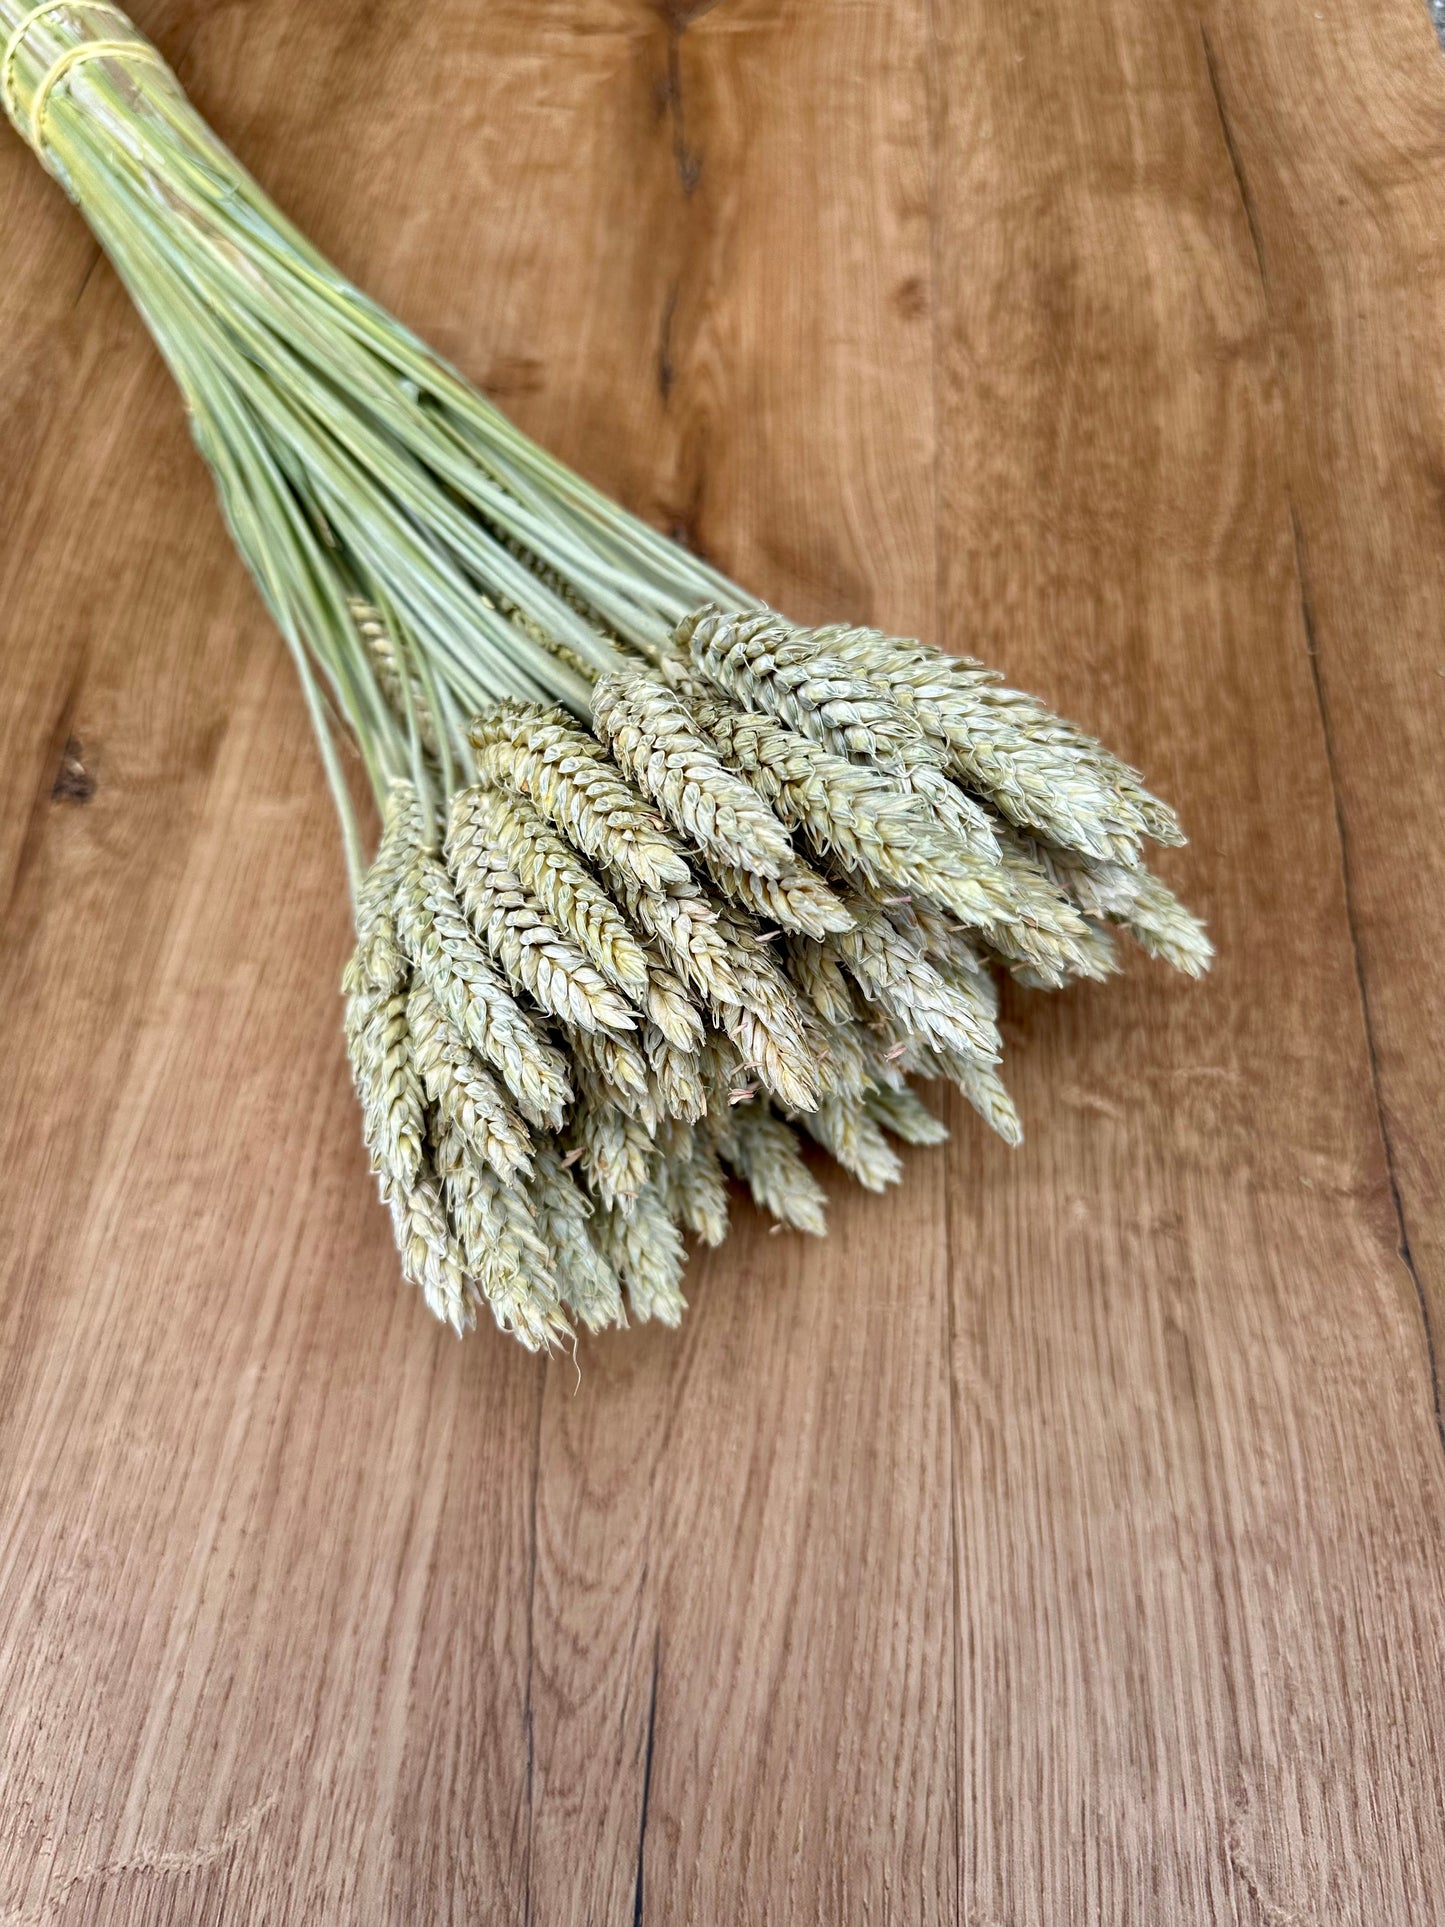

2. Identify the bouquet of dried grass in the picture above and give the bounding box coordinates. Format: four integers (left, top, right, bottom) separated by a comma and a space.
2, 2, 1210, 1347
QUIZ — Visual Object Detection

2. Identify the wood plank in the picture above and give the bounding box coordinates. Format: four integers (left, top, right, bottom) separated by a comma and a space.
637, 11, 957, 1916
0, 6, 544, 1922
934, 0, 1445, 1918
1196, 0, 1445, 1394
460, 12, 687, 1916
524, 4, 957, 1919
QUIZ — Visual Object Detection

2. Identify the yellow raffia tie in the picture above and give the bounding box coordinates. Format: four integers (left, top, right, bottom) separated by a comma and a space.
2, 0, 169, 167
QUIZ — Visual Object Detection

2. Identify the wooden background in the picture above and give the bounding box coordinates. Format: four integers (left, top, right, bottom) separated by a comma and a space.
3, 0, 1444, 1919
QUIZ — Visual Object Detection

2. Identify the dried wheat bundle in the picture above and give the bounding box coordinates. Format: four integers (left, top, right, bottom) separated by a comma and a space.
2, 2, 1210, 1346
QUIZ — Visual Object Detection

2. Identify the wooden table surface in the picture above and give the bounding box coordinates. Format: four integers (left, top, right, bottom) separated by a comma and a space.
4, 1, 1445, 1920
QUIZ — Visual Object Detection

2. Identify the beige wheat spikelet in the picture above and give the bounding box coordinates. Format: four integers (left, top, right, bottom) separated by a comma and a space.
1023, 839, 1212, 976
454, 782, 651, 1000
396, 848, 572, 1129
527, 1149, 624, 1333
807, 1011, 874, 1103
902, 764, 1000, 862
388, 1160, 473, 1333
866, 1080, 950, 1146
642, 1023, 710, 1125
710, 903, 821, 1113
695, 1024, 761, 1119
593, 1186, 688, 1325
567, 1024, 655, 1116
638, 950, 706, 1052
569, 1071, 655, 1212
893, 896, 997, 994
406, 978, 534, 1183
471, 702, 689, 892
880, 902, 1004, 1040
344, 961, 425, 1195
801, 1095, 904, 1192
718, 1102, 828, 1235
684, 609, 934, 774
700, 849, 855, 940
829, 894, 1002, 1067
946, 671, 1184, 848
782, 933, 857, 1025
743, 631, 1001, 858
603, 867, 741, 1011
1002, 918, 1118, 990
445, 793, 638, 1035
681, 691, 1010, 927
660, 1131, 730, 1247
953, 1060, 1023, 1146
591, 669, 796, 878
354, 780, 426, 993
817, 623, 1154, 863
967, 827, 1112, 980
899, 1043, 1024, 1146
434, 1120, 570, 1350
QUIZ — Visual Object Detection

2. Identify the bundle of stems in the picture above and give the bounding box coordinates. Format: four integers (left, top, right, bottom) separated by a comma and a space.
2, 1, 1210, 1347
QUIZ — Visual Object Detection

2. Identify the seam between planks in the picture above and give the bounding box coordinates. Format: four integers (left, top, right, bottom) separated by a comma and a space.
522, 1366, 544, 1927
69, 244, 103, 310
630, 1631, 660, 1927
1288, 503, 1445, 1459
921, 0, 965, 1902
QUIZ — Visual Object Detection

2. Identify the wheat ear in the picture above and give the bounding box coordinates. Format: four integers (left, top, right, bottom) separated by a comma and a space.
603, 867, 741, 1011
684, 609, 935, 774
709, 904, 821, 1113
800, 1095, 904, 1193
344, 960, 425, 1195
350, 600, 441, 760
354, 780, 426, 994
676, 688, 1012, 927
396, 848, 572, 1129
434, 1119, 570, 1349
829, 894, 1001, 1067
816, 623, 1156, 863
866, 1081, 950, 1146
406, 977, 534, 1182
568, 1071, 655, 1212
528, 1149, 624, 1333
445, 792, 638, 1035
700, 848, 855, 940
591, 668, 796, 877
718, 1103, 829, 1235
593, 1186, 688, 1326
471, 702, 689, 892
659, 1132, 730, 1247
454, 781, 651, 1000
1023, 839, 1212, 976
643, 1023, 710, 1126
388, 1157, 473, 1333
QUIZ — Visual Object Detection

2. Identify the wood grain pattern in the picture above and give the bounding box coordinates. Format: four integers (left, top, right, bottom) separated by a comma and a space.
935, 6, 1445, 1919
1, 1, 1443, 1921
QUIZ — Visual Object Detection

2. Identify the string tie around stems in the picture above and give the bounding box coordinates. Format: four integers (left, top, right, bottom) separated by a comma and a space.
2, 0, 170, 169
